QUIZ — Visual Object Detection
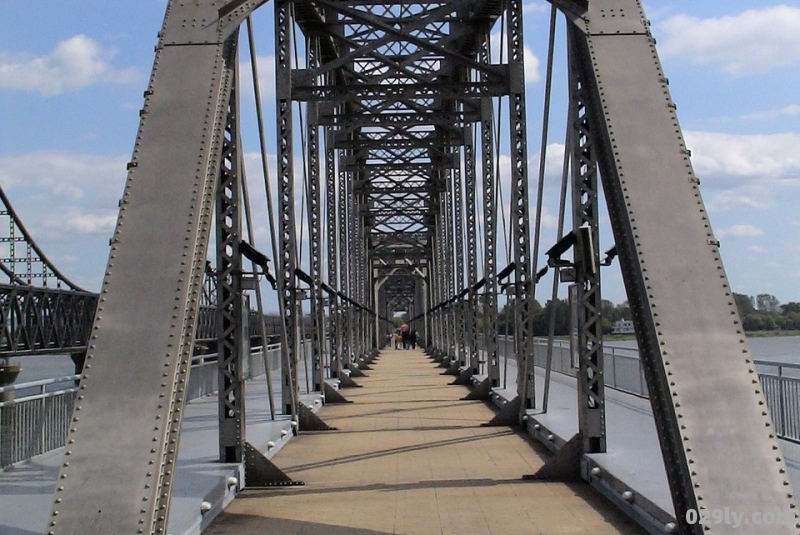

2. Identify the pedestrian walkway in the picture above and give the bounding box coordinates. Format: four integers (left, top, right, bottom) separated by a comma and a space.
203, 348, 646, 535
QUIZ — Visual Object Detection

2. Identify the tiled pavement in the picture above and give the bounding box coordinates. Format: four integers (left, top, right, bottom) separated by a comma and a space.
202, 348, 646, 535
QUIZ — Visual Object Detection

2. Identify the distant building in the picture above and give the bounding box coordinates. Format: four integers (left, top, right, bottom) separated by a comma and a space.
612, 319, 635, 334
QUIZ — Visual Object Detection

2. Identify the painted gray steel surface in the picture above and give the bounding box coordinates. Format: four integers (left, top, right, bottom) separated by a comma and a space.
44, 2, 258, 532
565, 0, 798, 532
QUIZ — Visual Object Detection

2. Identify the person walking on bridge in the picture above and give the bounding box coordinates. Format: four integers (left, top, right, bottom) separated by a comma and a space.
400, 322, 410, 349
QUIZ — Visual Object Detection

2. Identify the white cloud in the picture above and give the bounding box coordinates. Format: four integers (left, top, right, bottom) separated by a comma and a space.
0, 34, 137, 96
62, 211, 118, 235
742, 104, 800, 121
490, 31, 541, 84
705, 186, 772, 212
524, 46, 541, 84
748, 245, 769, 254
0, 152, 127, 197
0, 152, 127, 241
685, 131, 800, 212
239, 54, 276, 100
717, 224, 764, 238
657, 6, 800, 75
685, 131, 800, 183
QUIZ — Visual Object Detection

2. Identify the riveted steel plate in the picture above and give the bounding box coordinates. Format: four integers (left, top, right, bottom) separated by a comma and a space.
581, 9, 797, 532
46, 41, 232, 534
578, 0, 650, 36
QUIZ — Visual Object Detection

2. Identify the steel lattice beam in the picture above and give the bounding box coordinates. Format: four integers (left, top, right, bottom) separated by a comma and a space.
216, 73, 245, 463
558, 0, 798, 532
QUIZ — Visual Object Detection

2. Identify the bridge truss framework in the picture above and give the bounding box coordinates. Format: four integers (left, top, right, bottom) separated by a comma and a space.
36, 0, 798, 534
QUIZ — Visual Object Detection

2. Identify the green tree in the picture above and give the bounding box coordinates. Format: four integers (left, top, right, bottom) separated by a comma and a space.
532, 298, 571, 336
734, 293, 756, 316
781, 302, 800, 315
742, 314, 764, 331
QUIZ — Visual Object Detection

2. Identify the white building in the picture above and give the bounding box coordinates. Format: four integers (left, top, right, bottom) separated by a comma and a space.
612, 319, 635, 334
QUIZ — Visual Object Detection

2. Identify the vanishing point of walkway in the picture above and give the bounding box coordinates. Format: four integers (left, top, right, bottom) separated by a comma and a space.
204, 348, 646, 535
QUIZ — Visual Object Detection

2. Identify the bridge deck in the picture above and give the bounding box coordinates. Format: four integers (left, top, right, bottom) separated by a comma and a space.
203, 349, 645, 535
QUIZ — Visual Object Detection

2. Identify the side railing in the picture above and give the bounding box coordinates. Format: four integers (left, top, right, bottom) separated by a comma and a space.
0, 375, 79, 467
491, 335, 799, 443
755, 360, 800, 444
488, 335, 648, 397
0, 344, 286, 468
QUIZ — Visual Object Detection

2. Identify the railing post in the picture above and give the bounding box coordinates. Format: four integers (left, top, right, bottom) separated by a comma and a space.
778, 365, 786, 438
0, 401, 16, 468
611, 349, 618, 391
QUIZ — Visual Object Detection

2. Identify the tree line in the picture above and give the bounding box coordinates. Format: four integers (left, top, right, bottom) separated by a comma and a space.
734, 293, 800, 332
491, 293, 800, 336
496, 298, 631, 337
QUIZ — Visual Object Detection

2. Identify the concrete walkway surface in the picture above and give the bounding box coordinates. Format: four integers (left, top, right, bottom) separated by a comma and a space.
203, 348, 646, 535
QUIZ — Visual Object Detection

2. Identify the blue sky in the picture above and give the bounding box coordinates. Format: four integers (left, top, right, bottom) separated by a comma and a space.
1, 1, 799, 311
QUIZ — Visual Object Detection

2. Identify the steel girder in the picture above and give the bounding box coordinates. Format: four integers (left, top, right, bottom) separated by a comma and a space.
507, 0, 534, 414
464, 128, 479, 372
451, 149, 466, 366
0, 186, 98, 357
325, 131, 341, 376
480, 32, 499, 385
567, 37, 606, 454
0, 285, 96, 356
558, 0, 798, 532
215, 73, 245, 463
275, 0, 301, 417
305, 38, 326, 393
45, 2, 266, 532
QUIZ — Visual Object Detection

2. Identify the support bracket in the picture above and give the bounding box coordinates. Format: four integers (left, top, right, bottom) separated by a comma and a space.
522, 433, 583, 481
298, 402, 337, 431
461, 376, 491, 401
323, 381, 352, 404
244, 442, 305, 487
482, 395, 521, 427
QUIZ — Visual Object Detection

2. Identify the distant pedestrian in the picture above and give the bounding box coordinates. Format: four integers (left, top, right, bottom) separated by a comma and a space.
410, 330, 417, 349
395, 332, 403, 349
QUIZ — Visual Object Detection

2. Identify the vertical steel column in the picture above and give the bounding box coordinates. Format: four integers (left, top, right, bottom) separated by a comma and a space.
338, 148, 351, 368
452, 147, 466, 366
445, 175, 457, 358
568, 30, 606, 453
216, 73, 245, 463
305, 36, 325, 393
347, 163, 359, 361
464, 128, 479, 372
442, 179, 454, 357
429, 219, 444, 351
480, 31, 499, 385
275, 0, 299, 416
435, 209, 446, 350
325, 130, 340, 376
507, 0, 535, 413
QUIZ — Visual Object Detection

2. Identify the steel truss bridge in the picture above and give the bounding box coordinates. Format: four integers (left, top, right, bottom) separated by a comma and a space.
3, 0, 795, 534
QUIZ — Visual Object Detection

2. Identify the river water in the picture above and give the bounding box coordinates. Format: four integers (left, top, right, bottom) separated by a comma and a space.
610, 335, 800, 371
7, 335, 800, 387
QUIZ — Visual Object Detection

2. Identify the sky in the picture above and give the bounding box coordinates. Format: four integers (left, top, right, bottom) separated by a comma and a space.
1, 0, 799, 312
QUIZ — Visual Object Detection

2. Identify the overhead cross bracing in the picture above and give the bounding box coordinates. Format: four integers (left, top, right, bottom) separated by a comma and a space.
286, 0, 523, 371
